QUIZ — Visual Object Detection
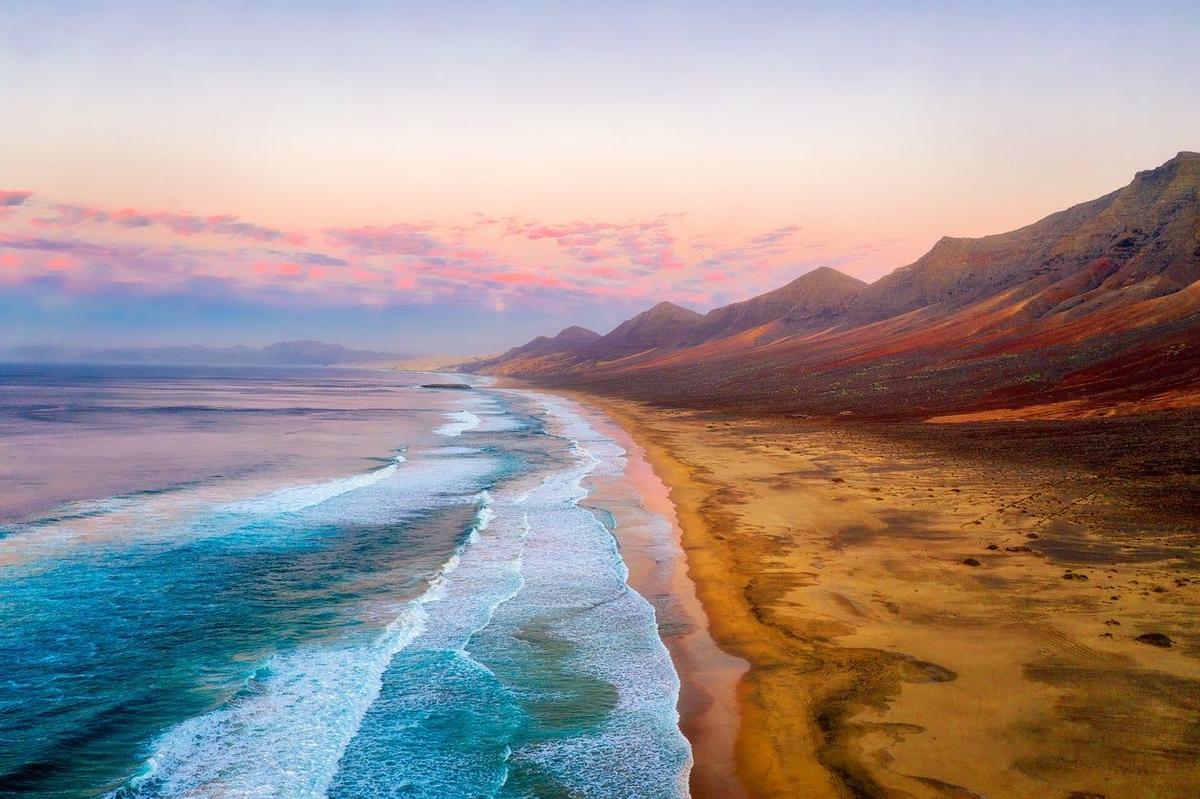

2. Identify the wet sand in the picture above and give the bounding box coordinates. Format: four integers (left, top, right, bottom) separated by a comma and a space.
575, 395, 1200, 798
570, 400, 750, 799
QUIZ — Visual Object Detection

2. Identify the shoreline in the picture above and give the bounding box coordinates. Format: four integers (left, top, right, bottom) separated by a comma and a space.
558, 390, 1200, 798
568, 398, 749, 799
571, 395, 822, 798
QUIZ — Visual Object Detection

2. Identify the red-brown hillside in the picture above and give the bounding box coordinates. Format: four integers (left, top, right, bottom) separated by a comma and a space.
467, 152, 1200, 420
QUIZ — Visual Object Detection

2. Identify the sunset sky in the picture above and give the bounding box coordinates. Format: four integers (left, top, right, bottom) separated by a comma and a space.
2, 1, 1198, 354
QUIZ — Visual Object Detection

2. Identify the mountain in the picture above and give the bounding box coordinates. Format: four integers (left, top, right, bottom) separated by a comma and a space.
519, 325, 602, 355
1, 340, 407, 367
467, 152, 1200, 420
690, 266, 865, 343
851, 151, 1200, 324
467, 326, 600, 376
591, 301, 705, 357
256, 340, 401, 366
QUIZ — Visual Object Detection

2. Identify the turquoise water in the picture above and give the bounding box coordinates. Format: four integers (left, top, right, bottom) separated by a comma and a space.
0, 366, 690, 798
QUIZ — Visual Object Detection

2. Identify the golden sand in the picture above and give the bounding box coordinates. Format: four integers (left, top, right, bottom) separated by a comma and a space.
579, 396, 1200, 799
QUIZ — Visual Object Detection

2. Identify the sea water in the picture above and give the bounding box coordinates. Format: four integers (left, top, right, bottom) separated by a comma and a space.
0, 365, 690, 798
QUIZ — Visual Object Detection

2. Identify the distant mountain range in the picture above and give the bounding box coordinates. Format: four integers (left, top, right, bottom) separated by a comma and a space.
2, 340, 408, 367
465, 152, 1200, 421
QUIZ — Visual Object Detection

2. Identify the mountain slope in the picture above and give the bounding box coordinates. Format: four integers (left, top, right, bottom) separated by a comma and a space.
499, 326, 601, 359
468, 152, 1200, 420
467, 326, 600, 375
474, 268, 866, 375
851, 151, 1200, 323
692, 266, 865, 343
593, 301, 704, 357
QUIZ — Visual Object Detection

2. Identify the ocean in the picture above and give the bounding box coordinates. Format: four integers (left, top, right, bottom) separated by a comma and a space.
0, 364, 691, 798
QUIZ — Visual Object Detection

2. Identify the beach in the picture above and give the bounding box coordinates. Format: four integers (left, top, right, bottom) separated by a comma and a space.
4, 364, 1196, 798
578, 395, 1200, 798
569, 402, 749, 799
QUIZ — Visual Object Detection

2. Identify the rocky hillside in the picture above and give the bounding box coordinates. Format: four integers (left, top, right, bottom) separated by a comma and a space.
468, 325, 600, 376
466, 153, 1200, 420
690, 266, 865, 344
593, 301, 705, 357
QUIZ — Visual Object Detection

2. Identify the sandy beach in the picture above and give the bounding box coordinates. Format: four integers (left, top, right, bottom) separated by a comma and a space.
576, 395, 1200, 798
569, 400, 750, 799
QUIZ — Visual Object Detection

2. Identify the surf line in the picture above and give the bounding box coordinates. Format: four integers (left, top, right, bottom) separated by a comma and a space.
117, 491, 496, 799
435, 410, 482, 437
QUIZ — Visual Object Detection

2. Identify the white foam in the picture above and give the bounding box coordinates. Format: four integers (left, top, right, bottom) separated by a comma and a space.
106, 388, 690, 798
117, 494, 496, 799
434, 410, 481, 437
352, 389, 692, 796
216, 454, 407, 517
496, 392, 693, 797
1, 452, 414, 571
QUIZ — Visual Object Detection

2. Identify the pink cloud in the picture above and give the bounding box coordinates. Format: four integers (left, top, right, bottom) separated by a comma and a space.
112, 209, 155, 228
484, 271, 567, 288
0, 190, 33, 207
31, 204, 111, 228
349, 267, 385, 284
45, 255, 79, 271
514, 221, 620, 243
19, 201, 295, 243
586, 265, 622, 279
323, 223, 440, 255
1, 188, 829, 310
506, 215, 693, 277
254, 260, 304, 278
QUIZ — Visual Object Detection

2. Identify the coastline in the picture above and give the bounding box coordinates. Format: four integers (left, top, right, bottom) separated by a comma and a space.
567, 398, 749, 799
571, 395, 836, 798
560, 391, 1200, 798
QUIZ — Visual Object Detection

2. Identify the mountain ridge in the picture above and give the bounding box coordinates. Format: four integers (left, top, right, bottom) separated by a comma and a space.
464, 152, 1200, 420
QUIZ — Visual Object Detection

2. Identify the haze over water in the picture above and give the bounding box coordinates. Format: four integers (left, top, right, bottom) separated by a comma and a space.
0, 365, 689, 797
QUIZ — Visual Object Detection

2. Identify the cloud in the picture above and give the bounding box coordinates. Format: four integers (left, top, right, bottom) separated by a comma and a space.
506, 214, 690, 275
482, 271, 567, 288
24, 201, 295, 243
116, 210, 288, 241
0, 235, 122, 257
31, 204, 111, 227
694, 224, 805, 270
45, 255, 79, 271
1, 188, 833, 312
0, 190, 33, 207
254, 260, 305, 278
323, 223, 441, 256
746, 224, 803, 248
290, 251, 349, 267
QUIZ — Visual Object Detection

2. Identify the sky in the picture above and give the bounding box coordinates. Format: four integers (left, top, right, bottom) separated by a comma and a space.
2, 1, 1198, 354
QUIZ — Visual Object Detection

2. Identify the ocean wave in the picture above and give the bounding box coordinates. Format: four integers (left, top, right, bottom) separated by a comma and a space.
326, 392, 691, 798
434, 410, 482, 437
215, 453, 407, 518
112, 493, 497, 799
502, 393, 691, 797
74, 388, 690, 799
